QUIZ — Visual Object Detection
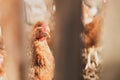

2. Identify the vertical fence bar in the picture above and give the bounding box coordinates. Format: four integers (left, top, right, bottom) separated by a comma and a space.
55, 0, 84, 80
1, 0, 23, 80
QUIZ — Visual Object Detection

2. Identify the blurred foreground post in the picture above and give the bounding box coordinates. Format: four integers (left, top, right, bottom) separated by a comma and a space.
55, 0, 84, 80
0, 0, 25, 80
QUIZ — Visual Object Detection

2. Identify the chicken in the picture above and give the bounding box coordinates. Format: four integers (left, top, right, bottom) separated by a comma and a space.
28, 21, 55, 80
82, 0, 106, 80
0, 49, 6, 80
0, 30, 7, 80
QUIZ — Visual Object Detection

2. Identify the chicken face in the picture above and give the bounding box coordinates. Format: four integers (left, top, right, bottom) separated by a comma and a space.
32, 22, 50, 41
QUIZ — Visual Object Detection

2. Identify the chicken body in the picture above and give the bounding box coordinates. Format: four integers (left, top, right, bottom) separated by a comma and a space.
82, 0, 106, 80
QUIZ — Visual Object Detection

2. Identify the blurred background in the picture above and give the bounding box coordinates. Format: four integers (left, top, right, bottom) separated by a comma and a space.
102, 0, 120, 80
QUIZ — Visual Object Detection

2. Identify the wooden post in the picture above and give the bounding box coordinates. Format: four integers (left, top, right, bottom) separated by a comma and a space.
55, 0, 84, 80
0, 0, 24, 80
